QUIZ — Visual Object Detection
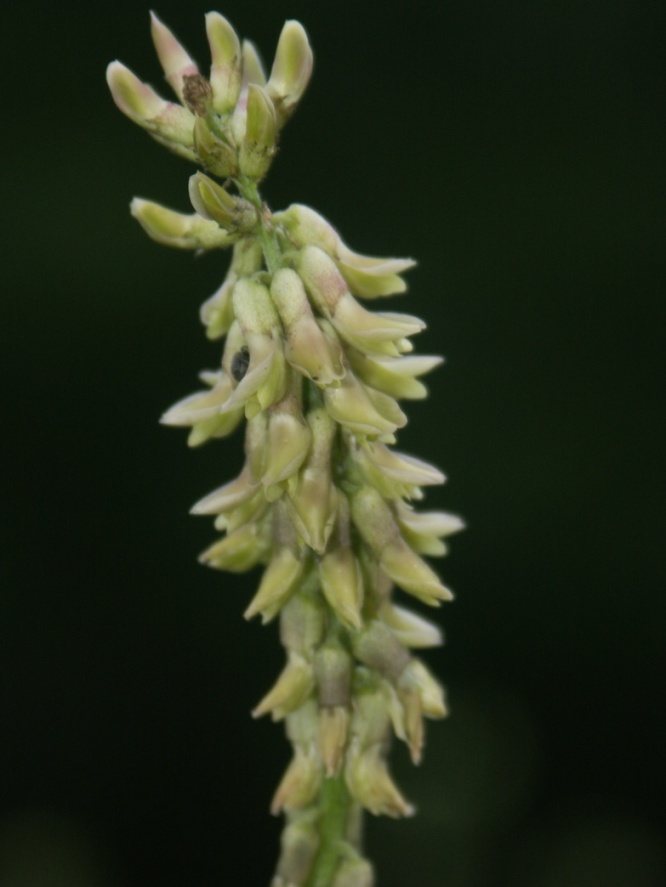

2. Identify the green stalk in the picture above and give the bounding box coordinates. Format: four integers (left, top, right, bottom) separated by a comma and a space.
235, 177, 282, 275
307, 774, 351, 887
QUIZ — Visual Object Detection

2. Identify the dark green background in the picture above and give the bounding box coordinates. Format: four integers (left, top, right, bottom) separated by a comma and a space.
1, 1, 664, 884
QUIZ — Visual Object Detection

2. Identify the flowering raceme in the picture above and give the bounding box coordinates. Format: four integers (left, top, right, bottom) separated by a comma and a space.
108, 12, 462, 887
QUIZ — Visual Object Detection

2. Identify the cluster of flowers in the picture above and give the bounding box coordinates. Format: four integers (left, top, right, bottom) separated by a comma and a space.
108, 14, 462, 887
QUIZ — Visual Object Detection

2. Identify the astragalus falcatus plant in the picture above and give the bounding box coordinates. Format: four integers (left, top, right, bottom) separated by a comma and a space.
107, 12, 463, 886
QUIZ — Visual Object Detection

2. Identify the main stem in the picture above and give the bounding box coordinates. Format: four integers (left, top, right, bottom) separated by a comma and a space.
308, 775, 351, 887
236, 178, 360, 883
234, 176, 282, 274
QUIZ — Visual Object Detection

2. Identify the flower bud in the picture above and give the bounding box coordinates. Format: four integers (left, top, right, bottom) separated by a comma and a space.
276, 204, 340, 255
319, 545, 363, 630
150, 12, 199, 103
199, 239, 262, 339
335, 259, 409, 299
240, 84, 279, 180
276, 204, 414, 300
318, 496, 363, 629
273, 815, 320, 887
106, 62, 196, 160
244, 545, 305, 624
253, 651, 314, 720
345, 743, 414, 818
296, 247, 424, 357
189, 173, 255, 233
318, 707, 350, 778
193, 116, 239, 178
205, 12, 242, 114
130, 199, 233, 250
286, 408, 338, 553
332, 858, 375, 887
379, 603, 443, 649
280, 591, 326, 656
200, 275, 236, 340
214, 489, 268, 534
190, 466, 256, 516
160, 371, 235, 426
270, 270, 345, 385
314, 643, 352, 774
350, 487, 453, 606
323, 368, 405, 438
353, 439, 445, 501
395, 503, 465, 557
347, 351, 443, 401
314, 643, 352, 709
351, 621, 410, 683
266, 21, 313, 126
394, 660, 448, 764
229, 279, 287, 417
271, 754, 321, 816
260, 383, 312, 489
271, 702, 322, 814
242, 40, 267, 87
199, 518, 269, 572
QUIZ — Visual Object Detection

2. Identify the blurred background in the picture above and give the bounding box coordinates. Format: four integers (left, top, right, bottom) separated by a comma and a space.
1, 0, 664, 884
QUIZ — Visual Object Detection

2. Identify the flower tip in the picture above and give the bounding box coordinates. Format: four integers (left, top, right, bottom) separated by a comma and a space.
106, 62, 164, 121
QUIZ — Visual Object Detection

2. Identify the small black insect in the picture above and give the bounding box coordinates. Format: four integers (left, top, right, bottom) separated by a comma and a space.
230, 346, 250, 382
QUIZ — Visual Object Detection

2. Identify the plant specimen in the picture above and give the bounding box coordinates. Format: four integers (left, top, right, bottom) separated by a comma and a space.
107, 12, 462, 886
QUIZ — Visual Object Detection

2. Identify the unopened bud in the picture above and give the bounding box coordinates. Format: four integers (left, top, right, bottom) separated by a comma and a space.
354, 439, 445, 501
205, 12, 242, 114
150, 11, 199, 103
379, 603, 443, 649
297, 247, 424, 357
193, 116, 239, 177
273, 815, 320, 887
348, 351, 442, 401
240, 84, 278, 180
280, 592, 326, 656
106, 61, 196, 160
253, 652, 314, 720
271, 747, 321, 814
260, 386, 312, 488
345, 743, 414, 819
319, 497, 364, 629
332, 858, 375, 887
351, 621, 410, 683
242, 40, 267, 87
350, 487, 452, 606
244, 546, 305, 624
323, 368, 405, 437
199, 519, 268, 572
286, 408, 338, 553
266, 21, 313, 126
130, 198, 233, 250
189, 173, 255, 232
318, 706, 350, 777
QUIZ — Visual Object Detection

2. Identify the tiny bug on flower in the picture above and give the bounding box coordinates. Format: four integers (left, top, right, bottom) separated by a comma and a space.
231, 346, 250, 382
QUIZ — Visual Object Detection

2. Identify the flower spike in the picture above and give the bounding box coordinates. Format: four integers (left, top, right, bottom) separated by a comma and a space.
109, 11, 461, 887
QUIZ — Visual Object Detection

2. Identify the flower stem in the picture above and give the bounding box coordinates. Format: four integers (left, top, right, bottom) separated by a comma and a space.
307, 774, 351, 887
234, 177, 282, 274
